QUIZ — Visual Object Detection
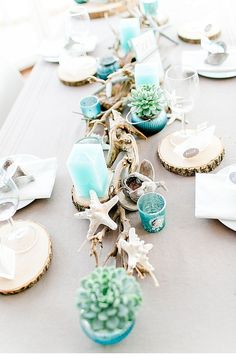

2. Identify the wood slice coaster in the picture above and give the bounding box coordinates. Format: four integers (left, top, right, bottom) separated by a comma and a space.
157, 133, 225, 176
177, 22, 221, 44
0, 221, 52, 295
82, 1, 131, 19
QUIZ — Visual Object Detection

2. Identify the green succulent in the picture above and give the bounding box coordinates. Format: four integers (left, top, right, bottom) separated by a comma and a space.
76, 267, 142, 333
129, 84, 167, 120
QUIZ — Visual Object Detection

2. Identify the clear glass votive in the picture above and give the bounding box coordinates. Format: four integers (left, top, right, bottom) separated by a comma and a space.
80, 95, 101, 119
137, 192, 166, 233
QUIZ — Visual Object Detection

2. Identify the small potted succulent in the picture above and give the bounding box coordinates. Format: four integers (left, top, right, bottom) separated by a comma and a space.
128, 84, 168, 135
76, 267, 142, 345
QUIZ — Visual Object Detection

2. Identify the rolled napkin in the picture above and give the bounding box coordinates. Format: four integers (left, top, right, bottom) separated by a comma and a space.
195, 167, 236, 220
6, 158, 57, 201
0, 244, 15, 280
182, 48, 236, 73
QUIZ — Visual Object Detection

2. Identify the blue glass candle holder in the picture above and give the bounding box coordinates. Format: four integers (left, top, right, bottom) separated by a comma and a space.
80, 96, 101, 119
80, 319, 135, 345
135, 63, 159, 87
67, 137, 109, 198
137, 192, 166, 233
97, 56, 120, 80
119, 18, 141, 55
140, 0, 158, 16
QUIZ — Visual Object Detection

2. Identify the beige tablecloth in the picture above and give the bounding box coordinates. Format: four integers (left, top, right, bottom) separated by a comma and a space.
1, 0, 236, 353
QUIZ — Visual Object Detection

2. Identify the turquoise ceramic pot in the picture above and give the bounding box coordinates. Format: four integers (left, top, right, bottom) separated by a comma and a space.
131, 110, 167, 136
80, 319, 135, 345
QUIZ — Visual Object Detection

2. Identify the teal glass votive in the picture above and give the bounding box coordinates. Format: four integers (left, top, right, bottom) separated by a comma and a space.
80, 95, 101, 119
137, 192, 166, 233
140, 0, 158, 16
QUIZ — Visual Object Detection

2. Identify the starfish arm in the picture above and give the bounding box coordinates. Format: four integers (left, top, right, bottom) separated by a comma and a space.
74, 211, 90, 220
144, 243, 153, 252
87, 221, 100, 239
100, 214, 117, 231
103, 195, 118, 212
89, 190, 101, 208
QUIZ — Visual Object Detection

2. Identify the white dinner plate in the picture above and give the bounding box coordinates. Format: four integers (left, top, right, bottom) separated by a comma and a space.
217, 164, 236, 231
39, 36, 97, 63
0, 154, 39, 210
198, 70, 236, 79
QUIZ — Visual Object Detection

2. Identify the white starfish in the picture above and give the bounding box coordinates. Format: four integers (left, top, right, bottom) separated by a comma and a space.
117, 227, 159, 286
75, 190, 118, 240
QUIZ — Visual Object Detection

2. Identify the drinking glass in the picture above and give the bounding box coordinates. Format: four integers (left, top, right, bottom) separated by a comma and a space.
137, 192, 166, 233
139, 0, 159, 17
65, 5, 90, 56
0, 168, 37, 254
165, 65, 199, 145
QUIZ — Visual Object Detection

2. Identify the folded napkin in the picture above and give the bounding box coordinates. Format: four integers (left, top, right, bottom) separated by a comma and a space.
182, 48, 236, 73
13, 158, 57, 201
0, 244, 15, 280
195, 167, 236, 220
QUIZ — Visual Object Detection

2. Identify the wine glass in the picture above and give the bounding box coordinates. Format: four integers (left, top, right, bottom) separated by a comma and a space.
165, 65, 199, 145
65, 5, 90, 57
0, 168, 37, 254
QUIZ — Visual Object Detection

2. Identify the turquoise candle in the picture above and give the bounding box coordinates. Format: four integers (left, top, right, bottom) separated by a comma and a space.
140, 0, 158, 16
67, 137, 109, 198
119, 18, 140, 55
135, 63, 159, 87
137, 192, 166, 233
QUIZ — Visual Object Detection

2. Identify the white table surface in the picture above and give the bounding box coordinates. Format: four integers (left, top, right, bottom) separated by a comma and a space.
1, 0, 236, 353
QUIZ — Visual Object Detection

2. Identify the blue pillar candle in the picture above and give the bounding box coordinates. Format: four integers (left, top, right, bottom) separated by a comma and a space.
119, 18, 141, 55
80, 96, 101, 119
137, 192, 166, 233
140, 0, 158, 16
135, 63, 159, 87
67, 137, 109, 198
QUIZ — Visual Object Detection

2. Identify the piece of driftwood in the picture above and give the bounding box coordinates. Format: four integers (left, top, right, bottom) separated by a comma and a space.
158, 133, 225, 176
0, 221, 52, 295
106, 110, 146, 171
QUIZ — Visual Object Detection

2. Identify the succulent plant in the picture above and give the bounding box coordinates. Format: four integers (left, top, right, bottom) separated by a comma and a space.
129, 84, 167, 120
76, 267, 142, 333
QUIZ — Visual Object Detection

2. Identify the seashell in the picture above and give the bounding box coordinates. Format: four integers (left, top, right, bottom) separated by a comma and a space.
139, 160, 155, 181
122, 172, 155, 203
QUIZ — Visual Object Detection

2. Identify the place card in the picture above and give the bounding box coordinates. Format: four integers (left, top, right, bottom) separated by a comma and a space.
131, 30, 164, 82
174, 125, 215, 159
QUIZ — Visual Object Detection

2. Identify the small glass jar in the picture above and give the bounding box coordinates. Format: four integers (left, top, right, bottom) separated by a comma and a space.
96, 56, 120, 80
137, 192, 166, 233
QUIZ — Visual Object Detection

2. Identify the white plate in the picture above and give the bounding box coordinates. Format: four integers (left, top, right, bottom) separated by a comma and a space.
0, 154, 39, 210
198, 70, 236, 79
217, 164, 236, 231
39, 36, 97, 63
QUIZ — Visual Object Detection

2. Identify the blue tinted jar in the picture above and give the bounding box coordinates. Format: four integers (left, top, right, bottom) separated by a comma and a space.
97, 56, 120, 80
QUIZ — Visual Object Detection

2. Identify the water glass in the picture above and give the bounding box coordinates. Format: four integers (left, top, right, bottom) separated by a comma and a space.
137, 192, 166, 233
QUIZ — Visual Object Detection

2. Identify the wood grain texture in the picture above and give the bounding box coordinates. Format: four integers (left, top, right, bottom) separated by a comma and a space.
0, 222, 52, 295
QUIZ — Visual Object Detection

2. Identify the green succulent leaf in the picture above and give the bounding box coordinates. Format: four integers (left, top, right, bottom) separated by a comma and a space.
129, 84, 167, 120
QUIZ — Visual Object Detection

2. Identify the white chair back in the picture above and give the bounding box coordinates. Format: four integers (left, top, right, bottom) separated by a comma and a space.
0, 58, 24, 128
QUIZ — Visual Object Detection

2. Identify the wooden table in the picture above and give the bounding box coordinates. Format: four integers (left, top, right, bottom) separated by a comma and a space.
1, 0, 236, 353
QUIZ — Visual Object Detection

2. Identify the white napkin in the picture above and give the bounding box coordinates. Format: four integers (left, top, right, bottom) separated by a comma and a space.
0, 244, 15, 280
182, 48, 236, 73
195, 168, 236, 220
15, 158, 57, 201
